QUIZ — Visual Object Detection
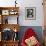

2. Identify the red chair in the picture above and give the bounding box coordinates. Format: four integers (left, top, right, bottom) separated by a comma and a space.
21, 28, 41, 46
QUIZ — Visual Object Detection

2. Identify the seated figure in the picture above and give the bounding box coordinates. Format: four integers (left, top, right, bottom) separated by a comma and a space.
21, 28, 41, 46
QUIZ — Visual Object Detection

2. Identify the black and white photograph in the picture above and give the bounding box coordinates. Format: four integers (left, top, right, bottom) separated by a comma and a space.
25, 7, 36, 20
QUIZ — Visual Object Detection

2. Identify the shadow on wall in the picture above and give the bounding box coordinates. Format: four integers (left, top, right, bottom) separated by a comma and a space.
18, 26, 43, 44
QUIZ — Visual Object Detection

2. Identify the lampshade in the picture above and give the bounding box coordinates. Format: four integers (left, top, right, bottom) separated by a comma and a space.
13, 28, 17, 32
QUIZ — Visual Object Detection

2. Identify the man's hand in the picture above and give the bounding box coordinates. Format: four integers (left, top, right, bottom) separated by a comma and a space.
25, 36, 38, 46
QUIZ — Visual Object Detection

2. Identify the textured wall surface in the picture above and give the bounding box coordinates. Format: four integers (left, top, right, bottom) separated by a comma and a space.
0, 0, 44, 26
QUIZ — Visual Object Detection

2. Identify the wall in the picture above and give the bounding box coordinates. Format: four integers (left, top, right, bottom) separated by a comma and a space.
0, 0, 44, 26
18, 0, 44, 26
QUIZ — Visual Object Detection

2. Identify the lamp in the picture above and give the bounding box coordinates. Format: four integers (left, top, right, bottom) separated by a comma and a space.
14, 28, 17, 32
13, 28, 19, 41
15, 0, 17, 7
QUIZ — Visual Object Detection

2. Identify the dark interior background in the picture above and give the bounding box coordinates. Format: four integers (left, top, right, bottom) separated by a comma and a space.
18, 26, 44, 44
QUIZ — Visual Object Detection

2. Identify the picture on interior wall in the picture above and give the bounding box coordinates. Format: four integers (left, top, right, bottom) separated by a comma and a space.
25, 7, 36, 20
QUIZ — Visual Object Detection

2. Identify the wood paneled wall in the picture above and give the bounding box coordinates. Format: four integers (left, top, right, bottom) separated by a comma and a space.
43, 0, 46, 27
43, 0, 46, 46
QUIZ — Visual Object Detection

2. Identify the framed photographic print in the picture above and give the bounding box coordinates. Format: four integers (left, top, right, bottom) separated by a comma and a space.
25, 7, 36, 20
0, 32, 1, 41
0, 15, 1, 24
8, 16, 18, 24
2, 10, 9, 15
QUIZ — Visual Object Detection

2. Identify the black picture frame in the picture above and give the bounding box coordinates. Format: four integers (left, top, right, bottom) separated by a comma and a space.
25, 7, 36, 20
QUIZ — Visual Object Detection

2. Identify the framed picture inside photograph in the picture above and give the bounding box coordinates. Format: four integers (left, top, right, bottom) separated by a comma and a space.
25, 7, 36, 20
2, 10, 9, 15
0, 32, 1, 41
